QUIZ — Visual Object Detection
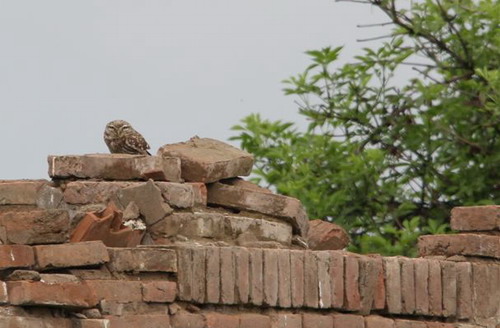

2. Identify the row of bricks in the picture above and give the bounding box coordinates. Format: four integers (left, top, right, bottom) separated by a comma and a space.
0, 242, 177, 272
0, 313, 486, 328
176, 247, 500, 319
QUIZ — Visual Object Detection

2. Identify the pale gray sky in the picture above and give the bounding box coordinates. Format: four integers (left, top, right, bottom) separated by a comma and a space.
0, 0, 390, 179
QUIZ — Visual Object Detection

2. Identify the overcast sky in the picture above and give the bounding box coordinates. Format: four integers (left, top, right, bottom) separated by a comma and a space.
0, 0, 390, 179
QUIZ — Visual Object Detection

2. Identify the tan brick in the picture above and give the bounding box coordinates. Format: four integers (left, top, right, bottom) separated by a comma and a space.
206, 247, 221, 303
426, 323, 456, 328
277, 249, 292, 307
365, 315, 395, 328
456, 262, 472, 319
302, 313, 333, 328
428, 260, 442, 316
418, 234, 500, 259
156, 181, 196, 208
63, 181, 139, 204
304, 251, 319, 308
316, 251, 332, 309
441, 261, 457, 317
205, 313, 239, 328
34, 241, 108, 269
264, 249, 279, 306
48, 154, 181, 181
250, 248, 264, 306
345, 254, 361, 311
0, 180, 48, 205
108, 247, 177, 272
290, 250, 304, 308
359, 255, 383, 314
472, 263, 500, 319
221, 247, 235, 304
177, 247, 193, 301
171, 312, 205, 328
0, 316, 73, 328
240, 313, 271, 328
451, 205, 500, 231
0, 209, 69, 245
384, 257, 402, 314
191, 247, 206, 303
414, 259, 429, 315
330, 251, 344, 308
332, 313, 364, 328
7, 280, 98, 308
0, 281, 7, 304
187, 182, 208, 206
401, 258, 416, 314
394, 319, 426, 328
271, 313, 302, 328
74, 319, 111, 328
142, 281, 176, 302
86, 280, 142, 302
105, 314, 170, 328
0, 245, 34, 269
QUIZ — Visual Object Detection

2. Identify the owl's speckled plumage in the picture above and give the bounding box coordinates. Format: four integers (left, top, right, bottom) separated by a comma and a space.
104, 120, 151, 155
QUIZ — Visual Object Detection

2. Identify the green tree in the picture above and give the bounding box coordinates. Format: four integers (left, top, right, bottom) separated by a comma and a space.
231, 0, 500, 256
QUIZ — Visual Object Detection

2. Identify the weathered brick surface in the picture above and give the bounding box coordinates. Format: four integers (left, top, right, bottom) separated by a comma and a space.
451, 205, 500, 231
332, 314, 365, 328
220, 247, 236, 304
7, 280, 98, 308
428, 259, 443, 316
419, 234, 500, 259
0, 316, 73, 328
0, 281, 7, 304
456, 262, 473, 319
307, 220, 350, 250
401, 258, 415, 314
191, 247, 206, 303
48, 154, 181, 181
472, 263, 500, 320
394, 319, 427, 328
240, 313, 271, 328
414, 259, 429, 315
86, 280, 142, 302
107, 247, 177, 272
359, 255, 384, 314
205, 313, 239, 328
290, 250, 305, 308
75, 319, 111, 328
105, 314, 170, 328
316, 251, 332, 309
206, 247, 221, 303
0, 180, 48, 205
330, 251, 344, 309
142, 281, 177, 303
158, 137, 253, 183
234, 248, 250, 304
271, 313, 302, 328
156, 182, 195, 208
249, 248, 264, 306
34, 241, 109, 269
345, 254, 361, 311
441, 261, 457, 317
63, 181, 138, 205
277, 250, 292, 308
264, 249, 279, 306
303, 251, 319, 308
0, 245, 34, 269
207, 182, 309, 237
384, 257, 402, 314
365, 315, 395, 328
170, 312, 205, 328
177, 247, 193, 301
0, 209, 69, 245
302, 313, 333, 328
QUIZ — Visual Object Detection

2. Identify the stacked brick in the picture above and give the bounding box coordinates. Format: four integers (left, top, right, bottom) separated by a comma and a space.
0, 138, 498, 327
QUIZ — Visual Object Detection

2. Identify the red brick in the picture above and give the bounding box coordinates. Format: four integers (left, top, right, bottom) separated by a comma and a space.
177, 247, 193, 301
74, 319, 111, 328
428, 260, 442, 316
206, 247, 221, 303
359, 256, 383, 314
418, 234, 500, 259
426, 323, 456, 328
277, 250, 292, 308
205, 313, 239, 328
271, 313, 302, 328
171, 312, 205, 328
316, 251, 332, 309
384, 257, 402, 314
108, 247, 177, 272
307, 220, 350, 250
34, 241, 109, 269
220, 247, 235, 304
7, 280, 98, 308
472, 263, 500, 319
330, 251, 344, 308
394, 319, 426, 328
0, 180, 47, 205
456, 262, 472, 319
105, 315, 170, 328
365, 315, 395, 328
63, 181, 138, 204
86, 280, 142, 302
240, 313, 271, 328
0, 316, 73, 328
302, 313, 333, 328
264, 249, 279, 306
371, 256, 386, 310
290, 250, 304, 308
187, 182, 208, 206
345, 254, 361, 311
191, 247, 206, 303
142, 281, 176, 302
401, 258, 416, 314
234, 248, 250, 303
414, 259, 429, 315
451, 206, 500, 231
0, 245, 34, 269
249, 248, 264, 306
441, 261, 457, 317
304, 251, 319, 308
332, 314, 364, 328
0, 209, 69, 245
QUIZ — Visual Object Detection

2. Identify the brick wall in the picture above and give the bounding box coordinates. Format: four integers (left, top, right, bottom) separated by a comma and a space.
0, 139, 498, 328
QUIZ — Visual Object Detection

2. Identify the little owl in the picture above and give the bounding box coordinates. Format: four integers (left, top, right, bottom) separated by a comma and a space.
104, 120, 151, 155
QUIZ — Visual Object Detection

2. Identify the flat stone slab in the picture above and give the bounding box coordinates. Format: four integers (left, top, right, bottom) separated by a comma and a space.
0, 180, 49, 205
149, 211, 292, 245
207, 182, 309, 237
419, 234, 500, 259
157, 137, 254, 183
48, 154, 181, 181
451, 206, 500, 231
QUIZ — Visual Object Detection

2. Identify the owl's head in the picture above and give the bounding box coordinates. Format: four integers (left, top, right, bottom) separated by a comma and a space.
105, 120, 134, 137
